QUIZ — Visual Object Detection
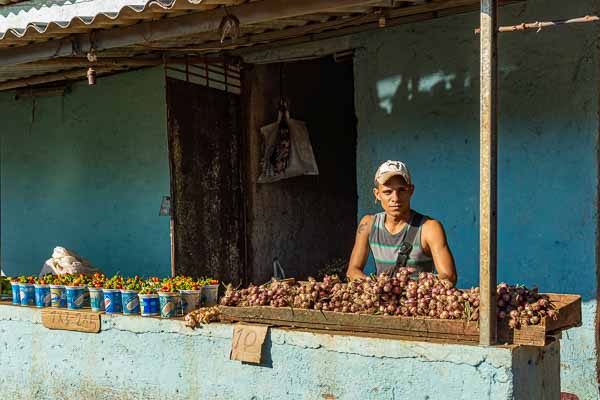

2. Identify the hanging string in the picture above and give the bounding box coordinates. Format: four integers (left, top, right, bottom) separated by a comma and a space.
278, 62, 288, 128
279, 62, 287, 112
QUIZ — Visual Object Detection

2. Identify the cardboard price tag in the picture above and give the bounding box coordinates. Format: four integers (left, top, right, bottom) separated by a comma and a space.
41, 309, 101, 333
230, 323, 268, 363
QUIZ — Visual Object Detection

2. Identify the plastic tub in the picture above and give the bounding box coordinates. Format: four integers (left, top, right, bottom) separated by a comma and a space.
158, 292, 179, 318
49, 285, 66, 308
120, 290, 140, 315
34, 284, 51, 308
139, 294, 160, 317
19, 283, 35, 306
83, 286, 91, 308
179, 289, 201, 315
88, 287, 104, 312
10, 282, 20, 305
103, 289, 122, 314
201, 284, 219, 307
65, 286, 86, 310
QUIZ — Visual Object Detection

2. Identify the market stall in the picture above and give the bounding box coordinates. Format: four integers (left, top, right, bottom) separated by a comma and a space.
0, 267, 579, 399
0, 0, 596, 397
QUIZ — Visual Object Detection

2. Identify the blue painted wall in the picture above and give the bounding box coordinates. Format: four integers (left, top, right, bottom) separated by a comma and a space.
0, 305, 561, 400
0, 67, 171, 278
351, 0, 599, 397
245, 1, 599, 395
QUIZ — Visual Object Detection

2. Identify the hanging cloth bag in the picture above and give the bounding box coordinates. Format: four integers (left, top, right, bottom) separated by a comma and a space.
257, 109, 319, 183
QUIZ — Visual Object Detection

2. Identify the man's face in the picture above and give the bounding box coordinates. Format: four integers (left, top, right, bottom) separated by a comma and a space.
373, 175, 414, 217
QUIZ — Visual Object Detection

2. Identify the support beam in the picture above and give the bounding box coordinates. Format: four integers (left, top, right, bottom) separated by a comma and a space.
0, 0, 384, 66
12, 56, 230, 68
18, 57, 164, 68
479, 0, 498, 346
0, 56, 236, 91
0, 67, 126, 91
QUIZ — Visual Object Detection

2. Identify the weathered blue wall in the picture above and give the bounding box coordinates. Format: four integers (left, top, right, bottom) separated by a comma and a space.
352, 1, 599, 398
0, 67, 171, 278
0, 304, 560, 400
243, 0, 600, 397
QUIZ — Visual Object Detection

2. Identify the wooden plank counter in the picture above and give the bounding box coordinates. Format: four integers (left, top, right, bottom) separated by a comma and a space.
221, 293, 581, 346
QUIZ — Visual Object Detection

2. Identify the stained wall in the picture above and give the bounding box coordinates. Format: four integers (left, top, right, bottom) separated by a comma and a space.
245, 0, 600, 396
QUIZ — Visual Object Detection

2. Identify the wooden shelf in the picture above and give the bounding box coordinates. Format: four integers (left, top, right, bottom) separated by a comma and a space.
220, 293, 581, 346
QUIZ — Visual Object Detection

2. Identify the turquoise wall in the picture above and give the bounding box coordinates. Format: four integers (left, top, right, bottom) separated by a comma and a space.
0, 305, 560, 400
0, 67, 171, 278
246, 1, 599, 395
352, 0, 599, 397
244, 0, 600, 397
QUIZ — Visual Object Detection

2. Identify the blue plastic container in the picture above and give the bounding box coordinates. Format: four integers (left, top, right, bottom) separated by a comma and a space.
120, 290, 140, 315
88, 287, 104, 312
65, 286, 86, 310
34, 284, 51, 308
19, 283, 35, 306
10, 282, 20, 305
49, 285, 67, 308
158, 292, 179, 318
139, 294, 159, 317
103, 289, 122, 314
83, 286, 91, 308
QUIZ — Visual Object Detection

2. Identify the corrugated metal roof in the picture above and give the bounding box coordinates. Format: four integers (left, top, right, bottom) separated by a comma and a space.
0, 0, 524, 89
0, 0, 210, 45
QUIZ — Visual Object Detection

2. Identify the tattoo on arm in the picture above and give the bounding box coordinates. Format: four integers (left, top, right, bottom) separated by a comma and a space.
357, 221, 368, 236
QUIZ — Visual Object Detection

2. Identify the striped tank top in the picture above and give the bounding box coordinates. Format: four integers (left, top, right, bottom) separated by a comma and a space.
368, 210, 434, 275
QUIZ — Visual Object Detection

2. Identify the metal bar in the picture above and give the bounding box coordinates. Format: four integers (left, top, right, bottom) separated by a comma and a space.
165, 66, 241, 88
191, 63, 241, 78
164, 61, 177, 278
0, 0, 385, 66
475, 14, 599, 33
479, 0, 498, 346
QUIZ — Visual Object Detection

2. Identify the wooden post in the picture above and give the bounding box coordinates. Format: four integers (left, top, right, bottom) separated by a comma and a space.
479, 0, 498, 346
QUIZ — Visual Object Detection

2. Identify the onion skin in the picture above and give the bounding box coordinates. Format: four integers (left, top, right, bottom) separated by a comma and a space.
221, 272, 556, 327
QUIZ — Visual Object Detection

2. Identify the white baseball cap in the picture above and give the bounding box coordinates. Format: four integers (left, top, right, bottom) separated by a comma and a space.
374, 160, 412, 186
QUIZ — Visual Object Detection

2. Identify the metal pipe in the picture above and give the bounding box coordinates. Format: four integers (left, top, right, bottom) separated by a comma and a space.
479, 0, 498, 346
475, 14, 600, 33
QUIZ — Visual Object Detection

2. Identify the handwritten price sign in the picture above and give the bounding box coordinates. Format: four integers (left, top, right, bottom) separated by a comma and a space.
41, 309, 101, 333
230, 323, 268, 363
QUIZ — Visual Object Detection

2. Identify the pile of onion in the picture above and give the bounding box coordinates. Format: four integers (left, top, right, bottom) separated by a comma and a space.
495, 283, 558, 328
219, 268, 557, 326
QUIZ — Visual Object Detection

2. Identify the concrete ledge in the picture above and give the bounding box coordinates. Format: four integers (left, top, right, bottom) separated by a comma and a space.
0, 303, 560, 400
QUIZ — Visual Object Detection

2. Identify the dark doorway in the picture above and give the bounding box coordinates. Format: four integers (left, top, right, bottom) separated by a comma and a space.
242, 56, 358, 283
166, 78, 244, 284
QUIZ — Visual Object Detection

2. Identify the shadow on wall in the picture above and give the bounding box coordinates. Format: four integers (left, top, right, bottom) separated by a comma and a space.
360, 40, 596, 300
375, 64, 520, 116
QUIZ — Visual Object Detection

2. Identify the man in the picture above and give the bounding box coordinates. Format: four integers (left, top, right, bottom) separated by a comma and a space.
346, 160, 457, 284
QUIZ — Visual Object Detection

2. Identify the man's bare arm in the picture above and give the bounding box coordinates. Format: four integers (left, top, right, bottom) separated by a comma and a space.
422, 219, 457, 285
346, 215, 374, 281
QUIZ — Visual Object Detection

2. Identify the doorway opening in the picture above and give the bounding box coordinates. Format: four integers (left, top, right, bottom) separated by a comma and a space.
242, 55, 358, 283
